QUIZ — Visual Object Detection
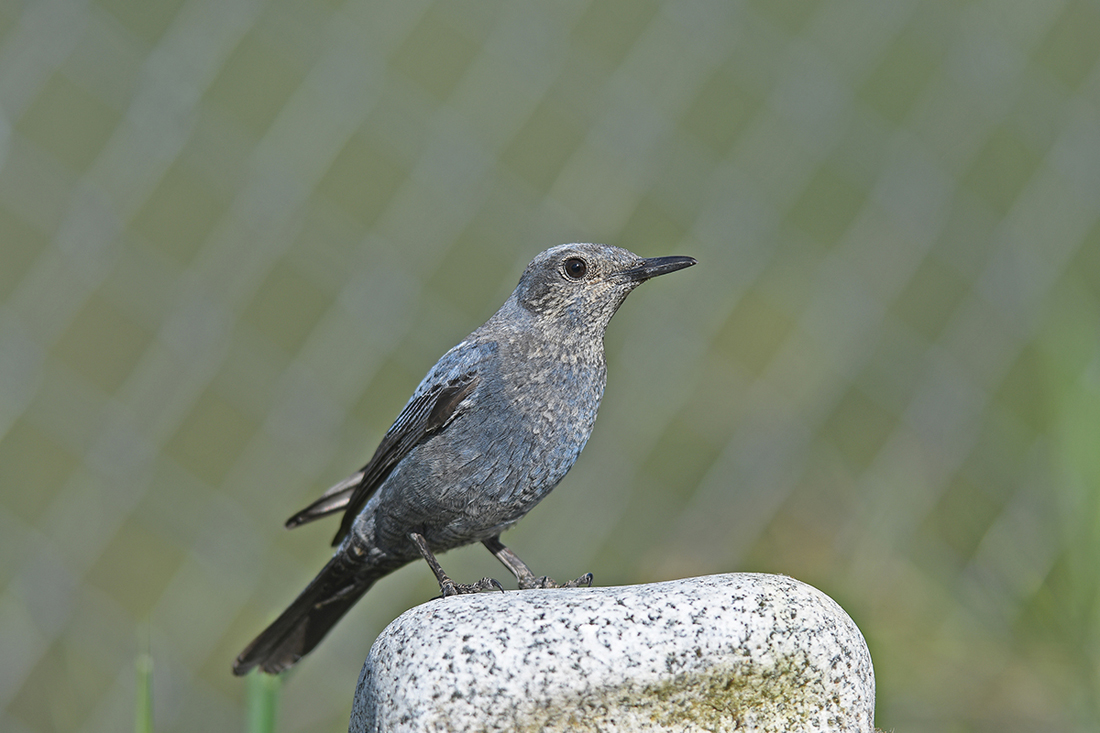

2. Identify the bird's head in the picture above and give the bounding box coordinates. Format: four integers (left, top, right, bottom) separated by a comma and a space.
511, 243, 696, 337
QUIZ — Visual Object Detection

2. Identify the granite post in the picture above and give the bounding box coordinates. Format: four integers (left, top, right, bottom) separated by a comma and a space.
350, 573, 875, 732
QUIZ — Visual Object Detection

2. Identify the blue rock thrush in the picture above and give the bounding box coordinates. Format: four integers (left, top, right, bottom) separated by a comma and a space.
232, 243, 695, 675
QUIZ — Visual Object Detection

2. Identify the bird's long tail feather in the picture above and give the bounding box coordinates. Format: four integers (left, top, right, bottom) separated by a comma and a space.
232, 552, 385, 675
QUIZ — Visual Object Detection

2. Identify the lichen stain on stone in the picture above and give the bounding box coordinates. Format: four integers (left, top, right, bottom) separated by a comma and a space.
472, 652, 850, 733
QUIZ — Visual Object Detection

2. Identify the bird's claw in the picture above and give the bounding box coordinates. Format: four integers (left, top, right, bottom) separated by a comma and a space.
517, 572, 593, 590
440, 576, 504, 597
563, 572, 594, 588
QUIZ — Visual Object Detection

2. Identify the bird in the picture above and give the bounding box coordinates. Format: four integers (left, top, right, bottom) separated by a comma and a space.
232, 243, 696, 675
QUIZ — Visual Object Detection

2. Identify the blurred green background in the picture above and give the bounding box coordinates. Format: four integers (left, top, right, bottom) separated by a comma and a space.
1, 0, 1098, 731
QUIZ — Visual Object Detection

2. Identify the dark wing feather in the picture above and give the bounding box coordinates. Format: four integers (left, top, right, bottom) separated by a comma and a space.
283, 371, 479, 546
284, 471, 364, 529
332, 372, 478, 544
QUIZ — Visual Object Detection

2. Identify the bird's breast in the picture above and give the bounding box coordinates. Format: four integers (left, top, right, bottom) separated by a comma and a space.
491, 347, 604, 481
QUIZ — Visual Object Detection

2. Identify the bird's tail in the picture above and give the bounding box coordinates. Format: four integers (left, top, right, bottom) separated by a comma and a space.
232, 551, 388, 676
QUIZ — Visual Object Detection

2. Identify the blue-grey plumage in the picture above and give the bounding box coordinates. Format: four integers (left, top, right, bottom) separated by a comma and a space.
233, 243, 695, 675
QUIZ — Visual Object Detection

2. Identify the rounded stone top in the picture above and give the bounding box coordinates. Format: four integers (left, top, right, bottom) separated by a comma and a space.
351, 573, 875, 732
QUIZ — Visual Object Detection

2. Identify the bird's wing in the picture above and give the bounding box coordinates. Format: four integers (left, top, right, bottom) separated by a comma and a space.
283, 369, 480, 546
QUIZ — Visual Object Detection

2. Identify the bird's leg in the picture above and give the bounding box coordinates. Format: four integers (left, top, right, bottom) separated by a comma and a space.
482, 536, 593, 590
481, 536, 541, 587
409, 532, 502, 597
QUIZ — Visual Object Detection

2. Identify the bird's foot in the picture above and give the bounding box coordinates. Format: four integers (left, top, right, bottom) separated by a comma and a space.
517, 572, 593, 590
564, 572, 594, 588
439, 576, 504, 597
410, 532, 505, 598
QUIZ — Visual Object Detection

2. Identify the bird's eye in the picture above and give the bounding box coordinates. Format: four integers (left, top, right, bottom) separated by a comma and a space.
563, 257, 588, 280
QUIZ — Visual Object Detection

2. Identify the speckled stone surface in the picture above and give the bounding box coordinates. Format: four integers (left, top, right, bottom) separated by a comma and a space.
350, 573, 875, 732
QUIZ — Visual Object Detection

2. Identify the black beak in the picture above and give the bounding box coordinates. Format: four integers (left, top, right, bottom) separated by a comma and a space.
619, 255, 697, 281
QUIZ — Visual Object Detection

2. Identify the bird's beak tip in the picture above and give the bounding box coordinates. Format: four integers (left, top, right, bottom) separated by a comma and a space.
622, 255, 697, 281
